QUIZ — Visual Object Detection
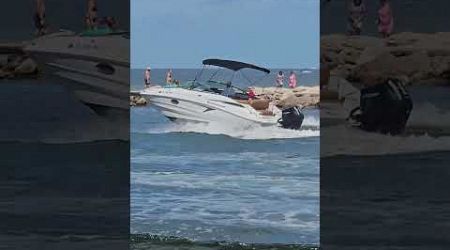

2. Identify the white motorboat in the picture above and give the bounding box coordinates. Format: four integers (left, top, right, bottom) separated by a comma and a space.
139, 59, 304, 129
23, 29, 129, 109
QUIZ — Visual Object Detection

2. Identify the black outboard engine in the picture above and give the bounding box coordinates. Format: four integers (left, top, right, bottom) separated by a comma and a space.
348, 78, 413, 135
278, 106, 304, 130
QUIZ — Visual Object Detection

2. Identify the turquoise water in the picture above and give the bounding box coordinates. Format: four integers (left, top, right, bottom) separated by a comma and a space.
131, 69, 320, 245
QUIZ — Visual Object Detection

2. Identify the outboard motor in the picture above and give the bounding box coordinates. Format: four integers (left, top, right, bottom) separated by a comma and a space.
278, 106, 304, 130
348, 78, 413, 135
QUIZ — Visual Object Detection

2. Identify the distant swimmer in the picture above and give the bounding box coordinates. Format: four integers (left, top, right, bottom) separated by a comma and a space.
85, 0, 98, 30
34, 0, 46, 36
288, 71, 297, 88
348, 0, 366, 35
166, 69, 173, 84
377, 0, 394, 38
276, 71, 285, 88
144, 67, 151, 88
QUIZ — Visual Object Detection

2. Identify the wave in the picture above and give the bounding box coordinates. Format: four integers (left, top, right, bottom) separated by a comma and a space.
408, 102, 450, 131
144, 121, 319, 140
322, 124, 450, 157
130, 234, 318, 250
321, 100, 450, 156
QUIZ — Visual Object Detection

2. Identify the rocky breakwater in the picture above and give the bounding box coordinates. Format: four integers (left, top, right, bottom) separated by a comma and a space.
130, 93, 148, 106
130, 86, 320, 108
321, 32, 450, 86
0, 52, 40, 79
253, 86, 320, 109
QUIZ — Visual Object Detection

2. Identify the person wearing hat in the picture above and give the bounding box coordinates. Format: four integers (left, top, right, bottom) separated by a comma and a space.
144, 67, 151, 88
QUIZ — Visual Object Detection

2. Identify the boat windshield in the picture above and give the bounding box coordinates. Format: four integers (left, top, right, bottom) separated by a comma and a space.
183, 80, 249, 100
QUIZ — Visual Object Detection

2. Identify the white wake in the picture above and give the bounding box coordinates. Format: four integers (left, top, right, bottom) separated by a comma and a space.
146, 114, 319, 140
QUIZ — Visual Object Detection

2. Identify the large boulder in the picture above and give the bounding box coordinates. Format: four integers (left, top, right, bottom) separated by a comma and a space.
321, 32, 450, 86
130, 95, 147, 106
14, 57, 39, 76
252, 86, 319, 108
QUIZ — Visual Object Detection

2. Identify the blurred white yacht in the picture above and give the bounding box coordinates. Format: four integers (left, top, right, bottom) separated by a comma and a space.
23, 29, 129, 110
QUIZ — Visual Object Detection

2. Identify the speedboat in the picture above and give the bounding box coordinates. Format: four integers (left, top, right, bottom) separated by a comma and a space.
22, 29, 129, 110
139, 59, 304, 129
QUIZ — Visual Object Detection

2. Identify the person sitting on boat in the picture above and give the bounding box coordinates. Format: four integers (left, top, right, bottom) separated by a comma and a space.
85, 0, 98, 30
260, 97, 276, 116
34, 0, 47, 36
144, 67, 151, 88
288, 71, 297, 88
166, 69, 173, 84
276, 71, 285, 88
247, 87, 256, 103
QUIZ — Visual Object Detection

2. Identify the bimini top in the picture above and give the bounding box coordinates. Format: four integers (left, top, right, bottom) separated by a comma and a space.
202, 59, 270, 74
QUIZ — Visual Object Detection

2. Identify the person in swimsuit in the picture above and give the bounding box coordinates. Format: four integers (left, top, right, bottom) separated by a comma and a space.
86, 0, 98, 30
34, 0, 46, 36
347, 0, 366, 35
166, 69, 173, 84
377, 0, 394, 38
288, 71, 297, 88
144, 67, 151, 88
276, 71, 284, 88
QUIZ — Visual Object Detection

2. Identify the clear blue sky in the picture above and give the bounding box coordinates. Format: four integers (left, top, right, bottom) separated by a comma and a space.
131, 0, 319, 69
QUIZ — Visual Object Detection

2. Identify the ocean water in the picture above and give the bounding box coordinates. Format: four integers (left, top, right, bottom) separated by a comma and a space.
131, 69, 320, 246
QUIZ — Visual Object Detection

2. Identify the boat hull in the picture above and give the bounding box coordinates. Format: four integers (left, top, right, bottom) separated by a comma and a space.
140, 87, 280, 127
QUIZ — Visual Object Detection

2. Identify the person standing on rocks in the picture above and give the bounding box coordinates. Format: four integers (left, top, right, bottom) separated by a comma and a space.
34, 0, 46, 36
347, 0, 366, 35
86, 0, 98, 30
166, 69, 173, 84
377, 0, 394, 38
276, 71, 285, 88
144, 67, 151, 88
288, 71, 297, 88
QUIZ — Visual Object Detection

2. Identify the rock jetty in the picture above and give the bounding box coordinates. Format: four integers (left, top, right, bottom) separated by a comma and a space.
130, 86, 319, 109
0, 53, 39, 79
321, 32, 450, 86
130, 94, 147, 106
253, 86, 320, 108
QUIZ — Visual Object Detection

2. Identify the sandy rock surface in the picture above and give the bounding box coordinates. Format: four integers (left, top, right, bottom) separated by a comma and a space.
0, 54, 39, 79
253, 86, 320, 108
321, 33, 450, 86
130, 94, 148, 106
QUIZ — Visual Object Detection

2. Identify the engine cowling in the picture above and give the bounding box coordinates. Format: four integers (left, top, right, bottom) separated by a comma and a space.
278, 106, 304, 130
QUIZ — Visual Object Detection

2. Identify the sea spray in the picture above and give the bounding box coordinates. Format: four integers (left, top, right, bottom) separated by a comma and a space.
322, 124, 450, 157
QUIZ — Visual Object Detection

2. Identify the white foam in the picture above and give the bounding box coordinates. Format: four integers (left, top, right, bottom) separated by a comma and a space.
322, 124, 450, 157
146, 121, 319, 140
408, 102, 450, 130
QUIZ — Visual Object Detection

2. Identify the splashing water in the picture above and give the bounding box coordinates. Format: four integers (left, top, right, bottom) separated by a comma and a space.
141, 108, 320, 140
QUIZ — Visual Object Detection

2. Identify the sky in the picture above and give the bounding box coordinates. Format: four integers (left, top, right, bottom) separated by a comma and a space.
131, 0, 319, 69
